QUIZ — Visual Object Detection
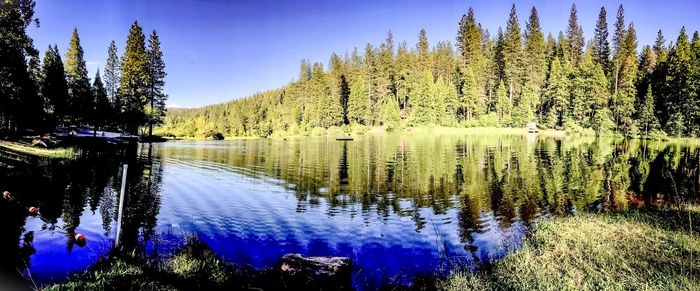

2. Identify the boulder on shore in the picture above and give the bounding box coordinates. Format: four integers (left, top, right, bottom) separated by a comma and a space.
277, 253, 353, 290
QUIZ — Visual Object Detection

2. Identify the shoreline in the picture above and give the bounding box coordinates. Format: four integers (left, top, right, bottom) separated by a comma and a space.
157, 126, 700, 144
0, 141, 76, 159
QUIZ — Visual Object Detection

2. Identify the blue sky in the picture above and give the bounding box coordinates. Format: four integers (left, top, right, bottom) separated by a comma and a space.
28, 0, 700, 108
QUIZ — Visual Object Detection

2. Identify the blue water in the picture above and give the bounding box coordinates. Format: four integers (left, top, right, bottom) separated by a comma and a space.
10, 135, 695, 289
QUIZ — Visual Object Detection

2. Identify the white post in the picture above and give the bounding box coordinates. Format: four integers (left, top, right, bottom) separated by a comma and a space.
115, 164, 128, 247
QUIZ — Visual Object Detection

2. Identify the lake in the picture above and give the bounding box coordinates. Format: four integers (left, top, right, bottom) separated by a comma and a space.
1, 133, 698, 289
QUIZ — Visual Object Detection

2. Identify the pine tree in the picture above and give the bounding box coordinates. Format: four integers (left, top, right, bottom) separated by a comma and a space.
434, 76, 456, 126
612, 5, 626, 88
40, 45, 69, 125
664, 27, 694, 136
494, 80, 510, 125
571, 50, 607, 126
65, 27, 93, 125
503, 4, 523, 102
523, 6, 546, 109
147, 30, 168, 137
613, 5, 626, 56
456, 7, 484, 80
417, 29, 431, 72
380, 97, 401, 131
410, 70, 435, 125
459, 65, 479, 121
637, 85, 658, 136
565, 3, 584, 66
299, 59, 311, 81
690, 31, 700, 136
119, 21, 150, 133
105, 40, 120, 125
92, 70, 110, 135
612, 23, 639, 134
592, 7, 611, 70
544, 57, 569, 127
0, 0, 43, 133
347, 75, 371, 125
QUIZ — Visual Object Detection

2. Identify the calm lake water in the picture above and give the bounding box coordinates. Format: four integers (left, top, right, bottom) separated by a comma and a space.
1, 133, 698, 289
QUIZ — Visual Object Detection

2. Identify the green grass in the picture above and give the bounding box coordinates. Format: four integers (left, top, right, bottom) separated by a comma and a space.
46, 237, 238, 291
0, 141, 76, 159
441, 206, 700, 291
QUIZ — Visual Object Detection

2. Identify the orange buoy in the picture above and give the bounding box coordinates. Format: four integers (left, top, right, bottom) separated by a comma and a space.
74, 233, 86, 243
28, 207, 39, 215
2, 191, 10, 199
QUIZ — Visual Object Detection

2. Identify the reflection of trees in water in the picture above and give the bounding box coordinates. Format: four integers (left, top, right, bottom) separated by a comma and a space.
117, 143, 164, 252
157, 137, 700, 234
0, 142, 165, 276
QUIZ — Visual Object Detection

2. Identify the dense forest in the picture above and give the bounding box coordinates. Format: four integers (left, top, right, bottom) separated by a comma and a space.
159, 4, 700, 138
0, 0, 167, 136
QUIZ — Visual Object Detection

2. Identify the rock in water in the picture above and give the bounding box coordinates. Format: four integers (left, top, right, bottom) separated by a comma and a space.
278, 254, 352, 290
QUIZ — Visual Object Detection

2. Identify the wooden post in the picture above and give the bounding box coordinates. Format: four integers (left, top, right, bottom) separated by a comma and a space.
115, 164, 128, 247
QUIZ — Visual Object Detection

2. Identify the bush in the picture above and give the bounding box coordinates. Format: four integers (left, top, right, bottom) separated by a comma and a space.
476, 113, 501, 127
564, 119, 595, 136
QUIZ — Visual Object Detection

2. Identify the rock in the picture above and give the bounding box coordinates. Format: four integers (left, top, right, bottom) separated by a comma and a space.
277, 254, 352, 290
31, 138, 48, 148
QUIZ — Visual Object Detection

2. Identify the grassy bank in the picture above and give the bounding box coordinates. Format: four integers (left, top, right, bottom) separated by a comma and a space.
0, 141, 75, 159
442, 206, 700, 290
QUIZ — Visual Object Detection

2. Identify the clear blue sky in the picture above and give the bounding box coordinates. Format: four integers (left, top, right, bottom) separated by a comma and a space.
28, 0, 700, 108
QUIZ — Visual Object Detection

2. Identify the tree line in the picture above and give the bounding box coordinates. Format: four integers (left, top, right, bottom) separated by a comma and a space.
158, 4, 696, 138
0, 0, 167, 137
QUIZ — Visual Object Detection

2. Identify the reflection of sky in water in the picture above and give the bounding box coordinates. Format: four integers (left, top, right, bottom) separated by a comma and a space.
21, 209, 115, 283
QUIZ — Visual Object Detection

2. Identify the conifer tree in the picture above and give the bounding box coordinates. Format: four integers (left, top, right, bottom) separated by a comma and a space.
565, 4, 584, 66
612, 5, 626, 88
105, 40, 120, 125
410, 70, 435, 125
459, 65, 479, 121
637, 85, 658, 136
544, 57, 569, 126
592, 7, 611, 70
664, 27, 693, 136
347, 75, 371, 125
65, 27, 93, 125
147, 30, 168, 137
0, 0, 43, 133
119, 21, 150, 133
92, 69, 110, 135
523, 6, 546, 104
494, 80, 510, 125
40, 45, 69, 125
612, 23, 639, 134
380, 97, 401, 131
456, 7, 484, 79
503, 4, 523, 101
417, 29, 431, 72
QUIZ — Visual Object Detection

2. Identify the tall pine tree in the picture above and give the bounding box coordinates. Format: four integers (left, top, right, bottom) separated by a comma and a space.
119, 21, 150, 133
565, 3, 584, 66
147, 30, 168, 137
592, 7, 611, 71
40, 45, 69, 125
65, 27, 93, 125
104, 40, 120, 126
